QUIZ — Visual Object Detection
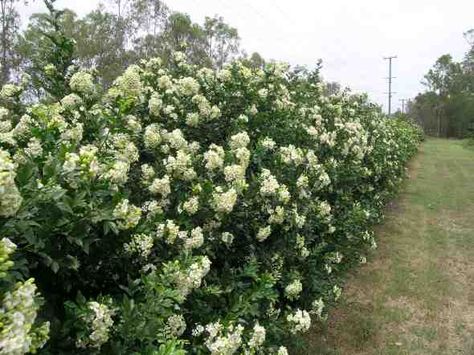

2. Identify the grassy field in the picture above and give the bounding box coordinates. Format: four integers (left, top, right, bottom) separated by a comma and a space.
300, 138, 474, 354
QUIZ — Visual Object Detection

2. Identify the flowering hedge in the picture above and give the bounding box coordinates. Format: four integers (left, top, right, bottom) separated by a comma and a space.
0, 53, 422, 354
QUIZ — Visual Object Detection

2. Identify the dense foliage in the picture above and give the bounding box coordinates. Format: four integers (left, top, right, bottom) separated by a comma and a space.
0, 45, 422, 354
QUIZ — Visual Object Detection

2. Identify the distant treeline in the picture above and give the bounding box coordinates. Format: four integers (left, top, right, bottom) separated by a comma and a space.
408, 30, 474, 138
0, 0, 267, 92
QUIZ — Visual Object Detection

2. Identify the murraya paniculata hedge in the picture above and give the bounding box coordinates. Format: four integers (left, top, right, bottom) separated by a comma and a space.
0, 53, 422, 354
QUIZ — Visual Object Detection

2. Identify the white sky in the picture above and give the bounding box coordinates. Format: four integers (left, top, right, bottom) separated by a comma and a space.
18, 0, 474, 112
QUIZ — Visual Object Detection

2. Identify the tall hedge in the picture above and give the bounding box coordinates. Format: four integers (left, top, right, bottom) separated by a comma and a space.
0, 53, 422, 354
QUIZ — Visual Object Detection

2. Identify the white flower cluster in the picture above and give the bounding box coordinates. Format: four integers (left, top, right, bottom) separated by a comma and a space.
248, 323, 266, 349
212, 187, 238, 214
124, 234, 154, 259
280, 145, 304, 166
113, 199, 142, 230
284, 279, 303, 300
149, 175, 171, 197
204, 322, 244, 355
182, 196, 199, 215
286, 309, 311, 334
112, 65, 143, 98
204, 144, 225, 171
164, 314, 186, 338
0, 238, 49, 355
310, 298, 325, 319
0, 84, 21, 98
256, 226, 271, 242
0, 150, 22, 217
174, 256, 211, 297
0, 279, 50, 355
69, 71, 94, 94
76, 301, 114, 349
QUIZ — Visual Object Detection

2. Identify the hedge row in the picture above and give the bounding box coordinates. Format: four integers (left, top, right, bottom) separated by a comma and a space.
0, 54, 422, 354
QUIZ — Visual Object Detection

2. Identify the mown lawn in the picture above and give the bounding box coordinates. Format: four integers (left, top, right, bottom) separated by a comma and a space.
299, 138, 474, 354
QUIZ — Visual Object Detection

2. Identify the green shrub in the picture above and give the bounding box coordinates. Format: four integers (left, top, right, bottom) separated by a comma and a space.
0, 53, 421, 353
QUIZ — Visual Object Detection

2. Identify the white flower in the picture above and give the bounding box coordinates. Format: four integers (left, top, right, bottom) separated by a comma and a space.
1, 237, 17, 254
62, 152, 80, 174
287, 309, 311, 334
0, 150, 22, 217
258, 88, 268, 98
140, 164, 155, 182
113, 199, 142, 230
249, 104, 258, 115
285, 279, 303, 300
61, 123, 83, 142
148, 92, 162, 116
165, 314, 186, 338
103, 161, 130, 185
0, 84, 21, 98
212, 187, 238, 214
0, 107, 8, 120
0, 278, 50, 354
260, 169, 279, 196
173, 51, 186, 62
233, 147, 250, 167
268, 206, 285, 224
280, 145, 304, 165
221, 232, 234, 246
165, 129, 188, 150
24, 138, 43, 158
144, 124, 162, 149
184, 227, 204, 250
277, 346, 289, 355
186, 112, 200, 126
192, 324, 205, 337
248, 323, 266, 348
224, 164, 245, 182
149, 175, 171, 197
114, 65, 142, 97
70, 71, 94, 94
311, 298, 325, 319
61, 93, 82, 108
182, 196, 199, 215
256, 226, 271, 242
175, 256, 212, 296
261, 137, 276, 150
157, 219, 181, 244
124, 234, 154, 258
177, 77, 200, 96
76, 301, 114, 349
204, 144, 225, 171
205, 322, 244, 355
125, 115, 142, 133
229, 132, 250, 150
157, 74, 173, 90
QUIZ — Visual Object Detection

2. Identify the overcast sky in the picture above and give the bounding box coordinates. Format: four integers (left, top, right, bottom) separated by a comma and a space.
18, 0, 474, 112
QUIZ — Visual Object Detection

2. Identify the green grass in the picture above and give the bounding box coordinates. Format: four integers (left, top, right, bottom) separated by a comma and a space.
298, 138, 474, 355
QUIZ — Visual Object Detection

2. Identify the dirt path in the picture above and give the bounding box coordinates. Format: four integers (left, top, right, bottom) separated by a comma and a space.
300, 139, 474, 355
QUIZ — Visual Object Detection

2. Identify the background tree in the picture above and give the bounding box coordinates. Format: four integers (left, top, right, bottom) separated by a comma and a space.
203, 15, 240, 68
409, 30, 474, 138
15, 0, 76, 100
0, 0, 20, 85
74, 7, 131, 86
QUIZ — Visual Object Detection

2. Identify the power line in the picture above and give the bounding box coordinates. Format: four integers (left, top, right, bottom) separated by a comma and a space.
383, 55, 397, 116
